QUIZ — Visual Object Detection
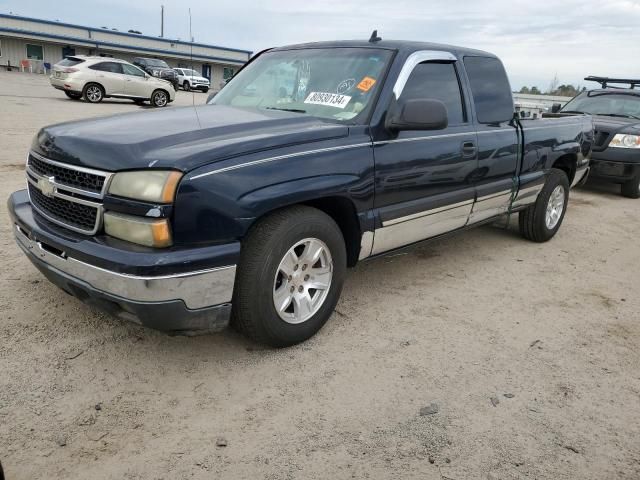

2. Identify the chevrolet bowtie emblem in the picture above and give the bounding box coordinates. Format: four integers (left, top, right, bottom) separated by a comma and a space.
37, 175, 56, 198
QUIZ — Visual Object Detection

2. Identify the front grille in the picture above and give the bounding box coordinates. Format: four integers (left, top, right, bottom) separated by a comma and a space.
28, 183, 98, 232
594, 130, 610, 148
28, 153, 105, 193
26, 152, 110, 234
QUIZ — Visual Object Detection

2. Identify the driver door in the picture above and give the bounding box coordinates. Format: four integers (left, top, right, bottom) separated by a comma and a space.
371, 56, 478, 255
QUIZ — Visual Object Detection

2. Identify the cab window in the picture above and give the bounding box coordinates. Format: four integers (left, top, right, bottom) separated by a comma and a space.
398, 62, 466, 125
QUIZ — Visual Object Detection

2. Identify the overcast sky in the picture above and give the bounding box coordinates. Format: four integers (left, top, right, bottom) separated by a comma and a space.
4, 0, 640, 90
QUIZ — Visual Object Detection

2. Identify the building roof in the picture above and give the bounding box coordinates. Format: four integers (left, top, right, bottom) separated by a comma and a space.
0, 13, 252, 64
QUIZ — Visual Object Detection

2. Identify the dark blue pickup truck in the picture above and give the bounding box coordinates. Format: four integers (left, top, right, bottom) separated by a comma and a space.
8, 39, 593, 346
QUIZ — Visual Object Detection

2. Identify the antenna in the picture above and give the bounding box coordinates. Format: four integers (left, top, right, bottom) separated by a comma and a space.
369, 30, 382, 43
189, 8, 195, 107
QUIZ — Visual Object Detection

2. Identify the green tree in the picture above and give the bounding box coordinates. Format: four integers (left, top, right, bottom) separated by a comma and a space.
530, 86, 541, 95
519, 86, 530, 94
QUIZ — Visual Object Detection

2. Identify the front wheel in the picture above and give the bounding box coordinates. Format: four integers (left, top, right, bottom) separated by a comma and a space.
150, 89, 169, 107
519, 168, 570, 242
621, 175, 640, 199
182, 81, 191, 92
232, 206, 347, 347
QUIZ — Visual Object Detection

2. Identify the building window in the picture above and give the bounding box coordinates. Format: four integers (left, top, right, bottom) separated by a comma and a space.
223, 67, 235, 81
26, 44, 44, 61
0, 39, 3, 57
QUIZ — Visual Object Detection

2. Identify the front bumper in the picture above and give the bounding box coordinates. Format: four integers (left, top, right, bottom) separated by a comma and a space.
589, 149, 640, 183
9, 190, 238, 335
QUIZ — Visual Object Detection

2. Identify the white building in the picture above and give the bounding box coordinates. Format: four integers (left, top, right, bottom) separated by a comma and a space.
0, 13, 251, 90
513, 93, 574, 118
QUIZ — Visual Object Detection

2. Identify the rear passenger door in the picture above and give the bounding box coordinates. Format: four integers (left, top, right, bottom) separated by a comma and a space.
89, 61, 125, 95
372, 54, 478, 255
463, 56, 519, 224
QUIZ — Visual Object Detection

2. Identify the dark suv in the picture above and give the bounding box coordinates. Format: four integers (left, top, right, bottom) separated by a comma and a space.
557, 76, 640, 198
132, 57, 179, 90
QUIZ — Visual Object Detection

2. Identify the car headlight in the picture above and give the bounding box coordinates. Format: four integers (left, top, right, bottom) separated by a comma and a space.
108, 170, 183, 203
104, 212, 172, 248
610, 134, 640, 148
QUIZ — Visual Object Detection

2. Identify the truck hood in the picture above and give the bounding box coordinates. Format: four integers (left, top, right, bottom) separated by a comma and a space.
592, 115, 640, 134
32, 105, 349, 172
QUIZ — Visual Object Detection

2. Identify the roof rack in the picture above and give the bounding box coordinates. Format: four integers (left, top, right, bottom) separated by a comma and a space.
585, 76, 640, 89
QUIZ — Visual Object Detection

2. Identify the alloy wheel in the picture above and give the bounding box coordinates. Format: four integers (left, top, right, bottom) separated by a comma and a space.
272, 238, 333, 324
545, 185, 565, 229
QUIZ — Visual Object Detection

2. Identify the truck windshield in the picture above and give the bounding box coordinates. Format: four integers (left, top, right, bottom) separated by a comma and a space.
210, 48, 393, 123
182, 69, 199, 76
562, 92, 640, 119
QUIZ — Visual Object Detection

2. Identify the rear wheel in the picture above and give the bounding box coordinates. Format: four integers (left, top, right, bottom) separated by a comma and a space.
621, 175, 640, 199
519, 168, 570, 242
183, 81, 191, 92
82, 83, 104, 103
232, 206, 347, 347
150, 89, 169, 108
64, 91, 81, 100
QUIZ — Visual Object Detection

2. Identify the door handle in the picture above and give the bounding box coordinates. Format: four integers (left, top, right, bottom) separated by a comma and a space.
462, 141, 477, 158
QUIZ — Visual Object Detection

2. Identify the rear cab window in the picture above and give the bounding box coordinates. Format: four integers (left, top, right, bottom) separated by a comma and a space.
463, 56, 514, 124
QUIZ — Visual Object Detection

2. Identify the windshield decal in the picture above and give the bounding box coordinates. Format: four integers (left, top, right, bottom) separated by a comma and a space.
336, 78, 356, 94
304, 92, 352, 109
357, 76, 377, 92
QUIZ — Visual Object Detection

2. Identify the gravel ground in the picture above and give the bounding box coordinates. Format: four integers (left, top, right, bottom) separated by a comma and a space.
0, 71, 639, 480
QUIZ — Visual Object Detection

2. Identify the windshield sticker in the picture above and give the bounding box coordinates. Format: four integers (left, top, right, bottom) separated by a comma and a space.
357, 76, 377, 92
304, 92, 352, 109
336, 78, 356, 94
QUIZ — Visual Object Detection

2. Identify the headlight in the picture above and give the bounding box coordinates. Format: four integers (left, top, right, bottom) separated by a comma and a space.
108, 170, 182, 203
104, 212, 172, 248
610, 134, 640, 149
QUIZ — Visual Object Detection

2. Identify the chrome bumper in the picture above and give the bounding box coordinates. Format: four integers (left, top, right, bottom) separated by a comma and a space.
14, 225, 236, 310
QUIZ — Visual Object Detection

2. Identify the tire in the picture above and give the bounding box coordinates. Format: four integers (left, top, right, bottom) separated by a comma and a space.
621, 175, 640, 199
232, 206, 347, 347
183, 81, 191, 92
64, 91, 81, 100
519, 168, 570, 242
150, 89, 169, 108
82, 83, 104, 103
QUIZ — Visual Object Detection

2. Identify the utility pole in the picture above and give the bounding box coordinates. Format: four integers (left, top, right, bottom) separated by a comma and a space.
160, 5, 164, 37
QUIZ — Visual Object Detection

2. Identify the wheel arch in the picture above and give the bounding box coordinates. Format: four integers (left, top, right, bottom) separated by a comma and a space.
550, 153, 578, 184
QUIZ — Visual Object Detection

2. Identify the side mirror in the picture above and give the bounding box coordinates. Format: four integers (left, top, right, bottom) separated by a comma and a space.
387, 99, 448, 131
551, 103, 562, 113
206, 91, 217, 103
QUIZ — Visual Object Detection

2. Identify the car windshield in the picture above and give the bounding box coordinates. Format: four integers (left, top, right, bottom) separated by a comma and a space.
210, 47, 393, 123
145, 58, 169, 68
562, 92, 640, 119
182, 69, 199, 76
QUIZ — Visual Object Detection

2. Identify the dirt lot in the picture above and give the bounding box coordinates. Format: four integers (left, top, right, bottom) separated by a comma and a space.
0, 70, 638, 480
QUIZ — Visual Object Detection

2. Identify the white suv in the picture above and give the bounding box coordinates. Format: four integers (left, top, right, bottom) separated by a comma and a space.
50, 56, 176, 107
173, 68, 211, 93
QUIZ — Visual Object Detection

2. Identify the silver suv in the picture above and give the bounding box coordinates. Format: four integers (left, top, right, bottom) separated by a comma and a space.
50, 56, 176, 107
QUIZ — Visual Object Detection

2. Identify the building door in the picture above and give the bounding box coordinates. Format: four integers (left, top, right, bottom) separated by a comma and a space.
202, 64, 211, 80
62, 46, 75, 59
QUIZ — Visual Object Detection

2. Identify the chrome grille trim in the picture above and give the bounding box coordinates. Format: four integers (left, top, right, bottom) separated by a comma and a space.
26, 152, 112, 235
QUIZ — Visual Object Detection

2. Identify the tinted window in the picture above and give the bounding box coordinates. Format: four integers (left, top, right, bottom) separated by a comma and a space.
58, 57, 84, 67
399, 62, 465, 125
90, 62, 123, 74
464, 56, 514, 124
122, 64, 145, 77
